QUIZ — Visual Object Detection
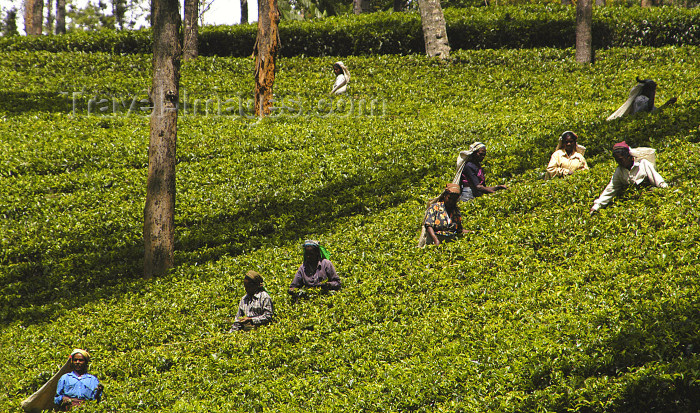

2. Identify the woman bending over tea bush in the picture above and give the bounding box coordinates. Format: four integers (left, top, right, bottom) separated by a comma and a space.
454, 142, 508, 202
546, 131, 589, 179
590, 141, 668, 215
606, 77, 677, 121
419, 183, 469, 247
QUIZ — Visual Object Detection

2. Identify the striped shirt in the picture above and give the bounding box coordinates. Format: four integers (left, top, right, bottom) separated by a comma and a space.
231, 290, 274, 330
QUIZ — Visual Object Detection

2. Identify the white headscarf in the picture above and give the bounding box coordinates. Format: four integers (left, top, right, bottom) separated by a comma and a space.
452, 142, 486, 184
334, 61, 350, 82
555, 131, 586, 155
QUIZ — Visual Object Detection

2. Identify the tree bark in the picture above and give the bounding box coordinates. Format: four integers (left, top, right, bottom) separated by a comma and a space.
144, 0, 181, 278
3, 9, 19, 36
55, 0, 66, 34
46, 0, 54, 35
113, 0, 127, 29
23, 0, 43, 35
254, 0, 279, 117
576, 0, 593, 64
418, 0, 450, 59
183, 0, 199, 60
240, 0, 248, 23
353, 0, 371, 14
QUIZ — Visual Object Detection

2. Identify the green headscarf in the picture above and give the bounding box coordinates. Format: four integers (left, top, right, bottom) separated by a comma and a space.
303, 239, 330, 260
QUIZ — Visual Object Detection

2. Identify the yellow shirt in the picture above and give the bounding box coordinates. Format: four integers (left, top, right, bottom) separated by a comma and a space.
546, 149, 588, 179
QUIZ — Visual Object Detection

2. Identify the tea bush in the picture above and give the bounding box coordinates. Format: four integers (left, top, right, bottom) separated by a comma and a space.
0, 46, 699, 411
1, 6, 699, 56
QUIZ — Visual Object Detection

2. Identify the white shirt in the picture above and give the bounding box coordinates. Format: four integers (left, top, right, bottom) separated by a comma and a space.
331, 74, 347, 94
592, 159, 668, 211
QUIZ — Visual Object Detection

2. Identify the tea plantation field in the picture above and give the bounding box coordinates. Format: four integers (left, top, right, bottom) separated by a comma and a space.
1, 46, 699, 412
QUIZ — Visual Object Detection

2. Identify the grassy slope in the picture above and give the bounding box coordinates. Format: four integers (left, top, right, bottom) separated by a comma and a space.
1, 46, 699, 412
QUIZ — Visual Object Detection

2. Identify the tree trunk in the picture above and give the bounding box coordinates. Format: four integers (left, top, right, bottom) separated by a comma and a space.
183, 0, 199, 60
144, 0, 181, 278
55, 0, 66, 34
393, 0, 405, 11
23, 0, 43, 35
240, 0, 248, 23
353, 0, 371, 14
46, 0, 54, 35
113, 0, 127, 29
3, 9, 19, 36
641, 0, 656, 6
253, 0, 279, 117
418, 0, 450, 59
576, 0, 593, 64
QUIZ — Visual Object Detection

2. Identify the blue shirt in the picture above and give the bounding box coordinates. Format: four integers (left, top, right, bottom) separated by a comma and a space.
54, 371, 101, 405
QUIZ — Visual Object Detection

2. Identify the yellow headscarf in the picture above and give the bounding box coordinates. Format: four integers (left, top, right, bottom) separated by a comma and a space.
70, 349, 91, 362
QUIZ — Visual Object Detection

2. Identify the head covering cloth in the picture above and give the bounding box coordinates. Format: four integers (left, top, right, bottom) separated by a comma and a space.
466, 142, 486, 157
333, 61, 350, 82
244, 270, 264, 285
303, 239, 330, 260
445, 183, 460, 194
70, 349, 91, 362
612, 141, 633, 160
555, 131, 586, 155
452, 142, 487, 185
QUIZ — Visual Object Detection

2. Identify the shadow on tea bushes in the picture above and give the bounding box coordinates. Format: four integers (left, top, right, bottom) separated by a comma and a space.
175, 161, 434, 263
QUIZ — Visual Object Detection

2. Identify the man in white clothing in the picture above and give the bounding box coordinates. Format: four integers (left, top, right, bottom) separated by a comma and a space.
590, 141, 668, 215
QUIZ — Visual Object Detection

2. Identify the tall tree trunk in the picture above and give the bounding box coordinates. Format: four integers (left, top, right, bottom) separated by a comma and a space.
353, 0, 370, 14
240, 0, 248, 23
576, 0, 593, 63
113, 0, 127, 29
144, 0, 181, 278
253, 0, 279, 117
183, 0, 198, 60
418, 0, 450, 59
46, 0, 54, 34
24, 0, 43, 35
3, 9, 19, 36
55, 0, 65, 34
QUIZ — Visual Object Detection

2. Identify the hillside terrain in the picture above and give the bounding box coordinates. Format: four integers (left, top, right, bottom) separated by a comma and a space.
1, 45, 699, 412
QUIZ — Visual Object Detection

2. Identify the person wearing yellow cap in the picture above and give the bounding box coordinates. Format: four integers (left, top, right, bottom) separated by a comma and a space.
420, 183, 469, 246
54, 349, 103, 410
229, 270, 275, 332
